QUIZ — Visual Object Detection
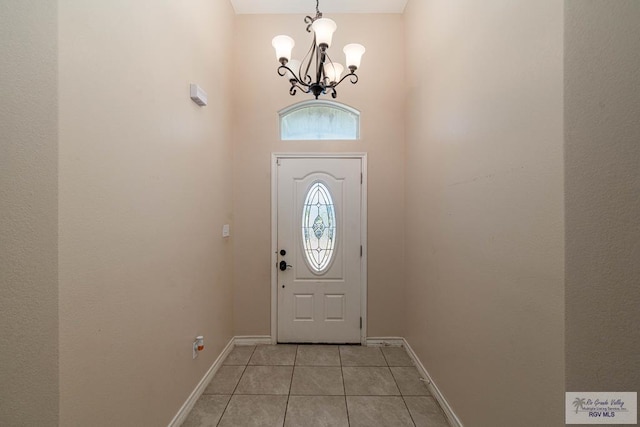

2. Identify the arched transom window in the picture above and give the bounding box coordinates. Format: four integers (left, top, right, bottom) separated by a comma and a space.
279, 100, 360, 140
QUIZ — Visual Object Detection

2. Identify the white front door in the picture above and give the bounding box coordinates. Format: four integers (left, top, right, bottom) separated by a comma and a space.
276, 156, 363, 343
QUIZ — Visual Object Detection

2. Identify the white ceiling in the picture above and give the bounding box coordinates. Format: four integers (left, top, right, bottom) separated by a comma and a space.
230, 0, 408, 15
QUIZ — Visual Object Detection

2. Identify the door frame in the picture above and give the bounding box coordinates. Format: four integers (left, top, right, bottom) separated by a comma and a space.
271, 153, 368, 345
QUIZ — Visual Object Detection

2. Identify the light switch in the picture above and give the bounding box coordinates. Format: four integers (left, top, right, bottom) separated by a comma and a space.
222, 224, 230, 237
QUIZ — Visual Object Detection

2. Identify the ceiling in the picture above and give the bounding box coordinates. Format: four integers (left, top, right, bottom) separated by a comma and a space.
230, 0, 408, 15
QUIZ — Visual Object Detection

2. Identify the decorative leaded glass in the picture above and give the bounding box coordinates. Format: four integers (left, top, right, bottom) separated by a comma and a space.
302, 182, 336, 272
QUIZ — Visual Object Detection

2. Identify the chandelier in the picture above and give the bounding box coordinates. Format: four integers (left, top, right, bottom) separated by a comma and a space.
271, 0, 366, 100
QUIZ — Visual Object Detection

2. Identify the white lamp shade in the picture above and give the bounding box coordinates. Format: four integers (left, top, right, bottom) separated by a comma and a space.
272, 35, 295, 62
311, 18, 337, 48
287, 59, 301, 80
343, 43, 366, 70
324, 62, 344, 83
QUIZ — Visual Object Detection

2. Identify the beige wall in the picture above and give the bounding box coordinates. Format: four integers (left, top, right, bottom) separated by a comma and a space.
58, 1, 235, 425
232, 14, 406, 338
403, 1, 565, 426
6, 2, 638, 425
565, 0, 640, 398
0, 1, 59, 425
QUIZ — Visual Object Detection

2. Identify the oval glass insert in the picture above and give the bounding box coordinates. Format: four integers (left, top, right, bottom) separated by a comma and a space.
302, 181, 336, 273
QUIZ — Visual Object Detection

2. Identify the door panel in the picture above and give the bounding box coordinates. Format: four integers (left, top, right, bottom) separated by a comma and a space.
277, 157, 362, 343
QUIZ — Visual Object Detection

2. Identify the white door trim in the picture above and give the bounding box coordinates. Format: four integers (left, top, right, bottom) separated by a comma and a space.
271, 153, 368, 345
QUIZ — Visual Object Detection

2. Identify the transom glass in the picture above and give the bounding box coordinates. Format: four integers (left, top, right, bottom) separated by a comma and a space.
279, 100, 360, 140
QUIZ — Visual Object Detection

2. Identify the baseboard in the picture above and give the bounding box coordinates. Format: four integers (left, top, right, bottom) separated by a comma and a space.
403, 338, 464, 427
365, 337, 405, 347
234, 335, 273, 346
168, 335, 272, 426
169, 335, 462, 427
167, 337, 235, 427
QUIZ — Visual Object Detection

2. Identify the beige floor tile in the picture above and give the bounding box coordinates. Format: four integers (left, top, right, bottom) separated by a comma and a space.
181, 395, 230, 427
218, 395, 287, 427
223, 346, 255, 366
203, 366, 245, 395
183, 345, 452, 426
390, 366, 430, 396
235, 366, 293, 395
404, 396, 450, 427
295, 345, 341, 366
339, 346, 387, 366
381, 346, 414, 366
284, 396, 349, 427
346, 396, 414, 427
342, 367, 400, 395
290, 366, 344, 395
249, 345, 297, 366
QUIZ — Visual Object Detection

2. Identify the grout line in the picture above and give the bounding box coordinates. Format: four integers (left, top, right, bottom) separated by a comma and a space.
214, 395, 232, 427
281, 344, 298, 427
401, 396, 419, 427
215, 345, 257, 427
381, 347, 391, 366
339, 346, 351, 427
245, 364, 296, 367
220, 345, 435, 426
263, 393, 348, 397
230, 366, 248, 395
388, 348, 418, 427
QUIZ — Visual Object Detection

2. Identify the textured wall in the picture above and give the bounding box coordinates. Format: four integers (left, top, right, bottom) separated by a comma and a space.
58, 1, 235, 425
0, 1, 59, 425
232, 14, 406, 338
565, 0, 640, 399
403, 1, 565, 425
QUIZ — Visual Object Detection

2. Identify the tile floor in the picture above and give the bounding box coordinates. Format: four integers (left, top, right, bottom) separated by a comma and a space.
182, 345, 450, 427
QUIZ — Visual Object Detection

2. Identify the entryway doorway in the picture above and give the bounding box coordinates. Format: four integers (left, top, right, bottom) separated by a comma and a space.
271, 154, 367, 344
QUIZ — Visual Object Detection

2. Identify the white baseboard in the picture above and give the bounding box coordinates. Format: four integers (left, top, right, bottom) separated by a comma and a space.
168, 336, 273, 426
167, 337, 234, 427
234, 335, 273, 346
403, 338, 464, 427
365, 337, 405, 347
169, 335, 462, 427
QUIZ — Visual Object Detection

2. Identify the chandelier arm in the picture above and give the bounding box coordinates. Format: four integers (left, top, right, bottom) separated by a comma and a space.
278, 65, 315, 89
304, 16, 314, 33
300, 38, 316, 85
289, 82, 312, 96
277, 64, 293, 78
305, 0, 322, 31
333, 72, 359, 87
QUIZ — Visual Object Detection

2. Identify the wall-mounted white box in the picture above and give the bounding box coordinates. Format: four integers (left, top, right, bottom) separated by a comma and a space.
190, 83, 207, 106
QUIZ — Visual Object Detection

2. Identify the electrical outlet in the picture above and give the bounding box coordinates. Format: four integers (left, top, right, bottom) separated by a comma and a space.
192, 336, 204, 359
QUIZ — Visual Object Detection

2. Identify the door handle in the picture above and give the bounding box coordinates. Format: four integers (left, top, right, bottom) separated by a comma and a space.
279, 260, 293, 271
